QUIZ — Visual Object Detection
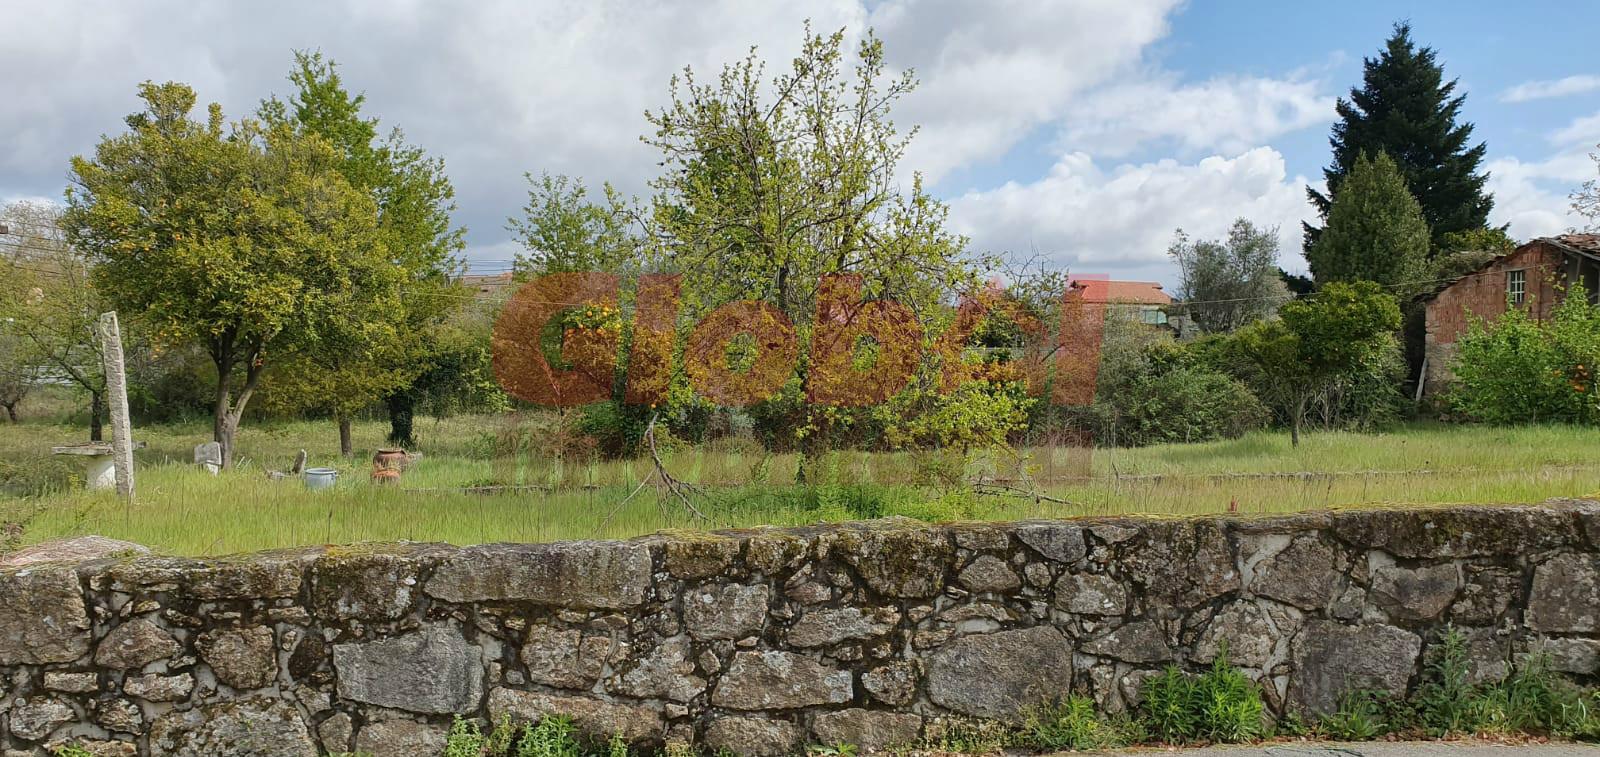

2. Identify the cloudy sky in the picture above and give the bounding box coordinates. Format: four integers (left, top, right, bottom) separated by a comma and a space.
3, 0, 1596, 286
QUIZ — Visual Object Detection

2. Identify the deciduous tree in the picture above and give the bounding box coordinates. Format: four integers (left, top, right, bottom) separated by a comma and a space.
1228, 281, 1401, 446
508, 173, 641, 278
642, 25, 987, 479
0, 202, 109, 437
1169, 219, 1291, 333
63, 81, 390, 466
260, 52, 466, 453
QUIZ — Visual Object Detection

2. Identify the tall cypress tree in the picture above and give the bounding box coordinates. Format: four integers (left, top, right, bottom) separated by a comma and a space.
1305, 22, 1491, 256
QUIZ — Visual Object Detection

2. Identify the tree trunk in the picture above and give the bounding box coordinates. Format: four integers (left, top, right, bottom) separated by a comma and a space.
338, 416, 354, 457
213, 361, 234, 468
211, 347, 265, 470
386, 392, 416, 448
1290, 396, 1305, 448
2, 403, 16, 422
89, 390, 105, 442
795, 408, 828, 485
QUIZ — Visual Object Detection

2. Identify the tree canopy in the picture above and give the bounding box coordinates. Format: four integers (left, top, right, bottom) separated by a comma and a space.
1168, 219, 1290, 333
260, 52, 467, 452
63, 81, 393, 466
643, 25, 983, 324
1307, 152, 1431, 293
1306, 22, 1492, 253
508, 173, 640, 278
1228, 281, 1402, 445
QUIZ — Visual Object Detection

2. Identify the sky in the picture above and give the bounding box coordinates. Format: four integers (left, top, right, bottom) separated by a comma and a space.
2, 0, 1597, 288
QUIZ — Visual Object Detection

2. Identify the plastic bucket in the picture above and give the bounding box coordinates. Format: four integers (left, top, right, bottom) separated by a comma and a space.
303, 467, 339, 491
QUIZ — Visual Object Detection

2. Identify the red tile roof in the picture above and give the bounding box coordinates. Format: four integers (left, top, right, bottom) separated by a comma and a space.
1071, 279, 1172, 305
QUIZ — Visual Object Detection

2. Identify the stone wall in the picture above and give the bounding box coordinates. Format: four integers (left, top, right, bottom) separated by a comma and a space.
4, 502, 1600, 756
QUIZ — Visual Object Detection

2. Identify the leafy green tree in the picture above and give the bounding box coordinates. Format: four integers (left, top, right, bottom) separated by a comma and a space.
63, 81, 391, 467
1306, 22, 1492, 252
0, 201, 109, 438
1432, 227, 1516, 281
260, 52, 466, 453
1228, 281, 1402, 446
643, 24, 986, 478
1169, 219, 1291, 333
0, 322, 38, 422
645, 24, 982, 325
508, 173, 641, 278
1307, 152, 1431, 293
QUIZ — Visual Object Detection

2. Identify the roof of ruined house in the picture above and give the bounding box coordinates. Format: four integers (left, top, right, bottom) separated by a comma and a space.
1071, 279, 1172, 305
1418, 234, 1600, 304
1542, 233, 1600, 259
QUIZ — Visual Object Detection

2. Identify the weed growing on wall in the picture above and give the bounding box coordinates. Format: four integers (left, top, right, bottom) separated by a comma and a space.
1022, 695, 1125, 751
439, 715, 630, 757
1320, 627, 1600, 741
1137, 648, 1266, 745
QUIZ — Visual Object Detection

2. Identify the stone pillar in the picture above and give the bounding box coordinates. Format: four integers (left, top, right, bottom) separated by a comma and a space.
97, 311, 135, 499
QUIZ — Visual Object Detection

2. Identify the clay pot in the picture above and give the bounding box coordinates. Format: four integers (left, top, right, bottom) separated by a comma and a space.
373, 448, 408, 471
371, 448, 407, 484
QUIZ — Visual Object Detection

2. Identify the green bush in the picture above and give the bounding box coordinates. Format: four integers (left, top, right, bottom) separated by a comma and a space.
1450, 283, 1600, 425
443, 714, 632, 757
1023, 695, 1125, 751
1319, 690, 1398, 740
1137, 651, 1265, 744
1116, 365, 1269, 446
1416, 626, 1476, 736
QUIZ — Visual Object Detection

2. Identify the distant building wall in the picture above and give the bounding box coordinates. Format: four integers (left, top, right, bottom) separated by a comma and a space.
1422, 241, 1566, 396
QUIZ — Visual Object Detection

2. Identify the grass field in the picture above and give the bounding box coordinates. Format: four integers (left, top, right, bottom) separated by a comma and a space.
3, 412, 1599, 556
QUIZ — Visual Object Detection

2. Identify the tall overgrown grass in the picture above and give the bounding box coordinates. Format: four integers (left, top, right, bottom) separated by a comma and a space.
5, 416, 1600, 555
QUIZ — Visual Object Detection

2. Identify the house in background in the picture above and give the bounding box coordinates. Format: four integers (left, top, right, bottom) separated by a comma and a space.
1420, 234, 1600, 396
457, 272, 516, 302
1071, 278, 1174, 328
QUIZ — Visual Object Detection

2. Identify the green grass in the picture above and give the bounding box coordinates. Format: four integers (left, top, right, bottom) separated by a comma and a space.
3, 413, 1600, 556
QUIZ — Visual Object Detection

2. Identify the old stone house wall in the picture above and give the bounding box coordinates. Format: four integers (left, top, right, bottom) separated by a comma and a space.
4, 503, 1600, 756
1423, 241, 1567, 396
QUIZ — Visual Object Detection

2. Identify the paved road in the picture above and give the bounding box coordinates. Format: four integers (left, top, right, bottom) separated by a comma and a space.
1085, 743, 1600, 756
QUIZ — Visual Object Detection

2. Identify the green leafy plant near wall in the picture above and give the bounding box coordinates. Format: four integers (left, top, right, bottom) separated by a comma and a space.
1138, 649, 1267, 745
1318, 626, 1600, 741
439, 715, 628, 757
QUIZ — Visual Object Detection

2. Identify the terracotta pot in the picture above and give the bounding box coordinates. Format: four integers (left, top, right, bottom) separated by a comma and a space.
371, 467, 402, 484
372, 448, 407, 471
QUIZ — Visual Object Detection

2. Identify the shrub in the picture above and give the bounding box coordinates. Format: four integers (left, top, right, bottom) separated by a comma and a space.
1319, 690, 1397, 741
1474, 652, 1600, 738
1141, 665, 1199, 743
1137, 650, 1265, 744
444, 716, 489, 757
1417, 625, 1476, 736
1023, 695, 1124, 751
1192, 654, 1266, 742
1116, 365, 1269, 446
517, 715, 583, 757
1450, 282, 1600, 425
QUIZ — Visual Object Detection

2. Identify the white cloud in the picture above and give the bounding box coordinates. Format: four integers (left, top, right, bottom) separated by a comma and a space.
1551, 112, 1600, 148
1056, 73, 1334, 158
0, 0, 1190, 268
1500, 74, 1600, 103
1488, 110, 1600, 238
871, 0, 1182, 183
949, 146, 1317, 283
